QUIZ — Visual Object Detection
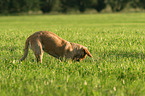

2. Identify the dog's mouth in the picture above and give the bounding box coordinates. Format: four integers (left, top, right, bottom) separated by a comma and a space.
73, 54, 86, 62
73, 56, 80, 62
73, 57, 80, 62
76, 59, 80, 62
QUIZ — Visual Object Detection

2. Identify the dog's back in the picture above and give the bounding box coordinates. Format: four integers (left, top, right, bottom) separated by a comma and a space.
38, 31, 71, 58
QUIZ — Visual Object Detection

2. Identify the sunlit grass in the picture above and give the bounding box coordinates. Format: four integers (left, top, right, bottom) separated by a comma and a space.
0, 13, 145, 96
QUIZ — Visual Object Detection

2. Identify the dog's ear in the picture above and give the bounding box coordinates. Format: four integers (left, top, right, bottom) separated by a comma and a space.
83, 47, 93, 58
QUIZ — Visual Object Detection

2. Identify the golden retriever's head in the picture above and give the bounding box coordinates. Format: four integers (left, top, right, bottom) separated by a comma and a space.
73, 47, 93, 62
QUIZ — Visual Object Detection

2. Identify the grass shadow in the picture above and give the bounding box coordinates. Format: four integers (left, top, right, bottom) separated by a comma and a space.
93, 50, 145, 63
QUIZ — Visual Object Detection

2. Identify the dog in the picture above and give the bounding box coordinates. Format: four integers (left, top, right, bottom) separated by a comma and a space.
20, 31, 93, 63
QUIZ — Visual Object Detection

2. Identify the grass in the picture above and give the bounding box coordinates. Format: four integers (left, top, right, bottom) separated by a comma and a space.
0, 13, 145, 96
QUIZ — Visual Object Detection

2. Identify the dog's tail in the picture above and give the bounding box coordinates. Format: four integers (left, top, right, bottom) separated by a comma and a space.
20, 39, 29, 61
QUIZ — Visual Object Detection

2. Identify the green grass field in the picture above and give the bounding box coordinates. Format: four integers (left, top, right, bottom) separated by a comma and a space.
0, 13, 145, 96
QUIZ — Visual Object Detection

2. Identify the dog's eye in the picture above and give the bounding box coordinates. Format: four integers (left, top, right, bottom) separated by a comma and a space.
80, 54, 84, 58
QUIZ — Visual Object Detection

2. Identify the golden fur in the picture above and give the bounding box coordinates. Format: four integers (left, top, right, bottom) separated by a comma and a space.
20, 31, 93, 63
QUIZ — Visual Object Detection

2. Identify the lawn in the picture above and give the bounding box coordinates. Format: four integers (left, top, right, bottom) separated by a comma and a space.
0, 13, 145, 96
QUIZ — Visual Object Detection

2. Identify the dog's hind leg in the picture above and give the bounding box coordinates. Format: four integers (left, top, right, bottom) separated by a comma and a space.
30, 39, 43, 63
